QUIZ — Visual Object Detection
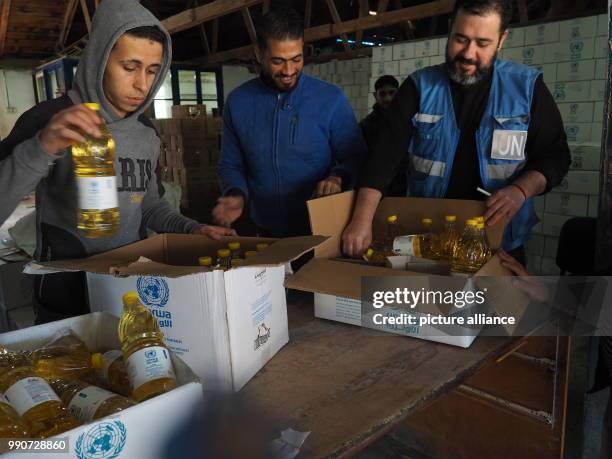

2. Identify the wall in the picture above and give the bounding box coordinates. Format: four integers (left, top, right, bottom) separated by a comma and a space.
221, 65, 255, 101
0, 69, 36, 139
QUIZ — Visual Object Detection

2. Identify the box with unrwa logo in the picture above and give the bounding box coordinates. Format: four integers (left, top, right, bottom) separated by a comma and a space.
0, 312, 202, 459
26, 234, 325, 391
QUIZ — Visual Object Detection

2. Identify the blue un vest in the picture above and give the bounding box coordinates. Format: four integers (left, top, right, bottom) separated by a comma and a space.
407, 60, 541, 251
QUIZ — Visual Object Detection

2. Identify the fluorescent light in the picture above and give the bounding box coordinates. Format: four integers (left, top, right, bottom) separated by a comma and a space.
369, 10, 377, 15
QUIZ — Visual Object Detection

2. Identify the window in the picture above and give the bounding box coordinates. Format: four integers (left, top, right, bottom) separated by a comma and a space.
200, 72, 218, 115
153, 72, 173, 119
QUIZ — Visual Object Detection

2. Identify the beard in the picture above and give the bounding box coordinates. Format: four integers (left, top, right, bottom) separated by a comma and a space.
445, 50, 496, 86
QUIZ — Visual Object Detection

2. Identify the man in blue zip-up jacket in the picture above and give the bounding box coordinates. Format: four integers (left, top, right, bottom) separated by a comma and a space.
213, 7, 367, 237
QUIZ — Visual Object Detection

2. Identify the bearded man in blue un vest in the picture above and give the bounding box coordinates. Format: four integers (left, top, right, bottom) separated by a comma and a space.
342, 0, 571, 265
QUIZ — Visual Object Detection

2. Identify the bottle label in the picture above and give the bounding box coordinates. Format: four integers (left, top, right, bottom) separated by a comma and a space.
101, 350, 123, 383
393, 235, 422, 257
77, 176, 118, 210
126, 346, 175, 392
68, 386, 115, 423
4, 377, 60, 417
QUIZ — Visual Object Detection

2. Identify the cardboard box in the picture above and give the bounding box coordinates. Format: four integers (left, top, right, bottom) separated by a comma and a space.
393, 43, 415, 61
534, 195, 546, 214
28, 234, 324, 391
559, 16, 598, 41
383, 61, 399, 76
591, 123, 604, 143
532, 63, 557, 84
544, 237, 559, 258
596, 58, 608, 80
285, 192, 522, 349
558, 102, 594, 124
415, 39, 439, 57
588, 195, 599, 218
544, 38, 595, 63
171, 104, 206, 119
590, 80, 606, 101
556, 60, 596, 82
549, 81, 591, 103
544, 192, 589, 216
0, 312, 203, 459
564, 123, 592, 143
503, 45, 544, 65
525, 23, 560, 45
526, 254, 542, 274
525, 235, 545, 256
372, 61, 386, 78
373, 46, 393, 63
504, 28, 525, 48
430, 55, 445, 66
597, 14, 608, 36
555, 171, 600, 195
532, 221, 545, 235
595, 36, 608, 59
438, 37, 448, 53
594, 101, 605, 123
569, 142, 601, 171
541, 213, 572, 236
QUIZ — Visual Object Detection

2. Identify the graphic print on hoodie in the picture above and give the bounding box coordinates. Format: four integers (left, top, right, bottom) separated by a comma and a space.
0, 0, 199, 262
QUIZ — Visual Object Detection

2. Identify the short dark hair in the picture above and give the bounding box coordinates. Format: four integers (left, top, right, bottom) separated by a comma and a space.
124, 26, 166, 46
451, 0, 514, 32
375, 75, 399, 91
256, 7, 304, 50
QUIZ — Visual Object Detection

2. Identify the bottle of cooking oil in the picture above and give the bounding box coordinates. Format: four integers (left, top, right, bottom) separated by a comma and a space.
230, 258, 245, 269
439, 215, 460, 260
256, 243, 269, 252
72, 102, 119, 238
245, 250, 258, 258
392, 218, 441, 259
474, 221, 492, 267
118, 292, 176, 403
451, 219, 480, 274
363, 215, 399, 265
216, 249, 231, 270
91, 351, 131, 397
0, 394, 29, 438
50, 379, 134, 423
228, 242, 243, 259
31, 331, 93, 382
198, 256, 213, 267
0, 351, 78, 437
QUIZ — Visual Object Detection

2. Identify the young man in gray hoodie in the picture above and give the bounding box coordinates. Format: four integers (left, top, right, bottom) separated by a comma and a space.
0, 0, 234, 323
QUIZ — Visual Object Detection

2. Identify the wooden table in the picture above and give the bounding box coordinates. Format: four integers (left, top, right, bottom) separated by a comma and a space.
242, 292, 523, 458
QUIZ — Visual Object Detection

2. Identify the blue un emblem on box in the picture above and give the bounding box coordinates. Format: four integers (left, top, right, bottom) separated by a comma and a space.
76, 420, 127, 459
137, 276, 170, 307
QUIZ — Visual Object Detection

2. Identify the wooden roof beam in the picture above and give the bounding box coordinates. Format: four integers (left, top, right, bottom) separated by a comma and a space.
58, 0, 79, 50
0, 0, 11, 56
80, 0, 92, 34
326, 0, 349, 51
162, 0, 263, 34
241, 7, 257, 46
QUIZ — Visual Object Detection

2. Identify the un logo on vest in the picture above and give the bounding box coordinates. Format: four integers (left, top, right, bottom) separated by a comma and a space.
137, 276, 170, 308
75, 420, 127, 459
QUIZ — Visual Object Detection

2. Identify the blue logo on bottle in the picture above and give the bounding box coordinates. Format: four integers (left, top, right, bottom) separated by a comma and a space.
75, 420, 127, 459
137, 277, 170, 307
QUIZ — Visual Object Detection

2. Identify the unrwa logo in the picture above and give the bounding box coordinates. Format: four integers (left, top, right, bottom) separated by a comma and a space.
254, 323, 271, 350
75, 420, 127, 459
137, 276, 169, 307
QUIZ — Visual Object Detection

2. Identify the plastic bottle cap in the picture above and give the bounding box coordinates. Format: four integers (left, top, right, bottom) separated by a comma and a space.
466, 219, 477, 226
256, 243, 269, 252
91, 353, 104, 369
84, 102, 101, 111
474, 216, 485, 222
365, 248, 374, 257
245, 251, 258, 258
422, 218, 433, 224
477, 223, 485, 230
217, 249, 231, 257
198, 256, 212, 266
445, 216, 457, 222
387, 215, 398, 223
228, 242, 241, 250
122, 291, 140, 306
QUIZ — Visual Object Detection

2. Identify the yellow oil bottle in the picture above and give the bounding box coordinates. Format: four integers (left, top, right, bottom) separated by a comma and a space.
0, 394, 29, 438
198, 256, 213, 267
30, 332, 93, 382
216, 249, 231, 270
0, 351, 78, 437
50, 379, 134, 423
118, 292, 176, 402
439, 215, 460, 260
392, 218, 441, 259
72, 102, 119, 238
91, 351, 131, 397
451, 219, 481, 274
230, 258, 245, 269
228, 242, 243, 259
363, 215, 399, 265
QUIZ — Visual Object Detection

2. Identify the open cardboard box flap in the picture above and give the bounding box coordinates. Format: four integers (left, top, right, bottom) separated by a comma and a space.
307, 191, 506, 258
285, 258, 419, 300
30, 233, 328, 278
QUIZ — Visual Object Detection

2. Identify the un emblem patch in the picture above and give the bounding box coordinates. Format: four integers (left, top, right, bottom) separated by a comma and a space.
75, 420, 127, 459
137, 276, 170, 307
